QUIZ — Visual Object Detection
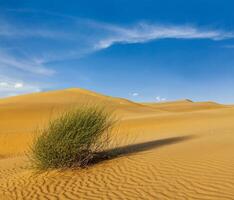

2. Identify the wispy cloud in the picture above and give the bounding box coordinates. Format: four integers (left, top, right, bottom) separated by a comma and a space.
1, 11, 234, 65
94, 23, 234, 50
223, 44, 234, 48
0, 50, 55, 75
0, 19, 67, 39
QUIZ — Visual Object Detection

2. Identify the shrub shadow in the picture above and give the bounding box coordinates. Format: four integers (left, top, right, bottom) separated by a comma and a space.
90, 135, 196, 165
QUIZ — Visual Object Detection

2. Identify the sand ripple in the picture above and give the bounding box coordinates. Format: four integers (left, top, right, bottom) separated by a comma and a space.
1, 133, 234, 200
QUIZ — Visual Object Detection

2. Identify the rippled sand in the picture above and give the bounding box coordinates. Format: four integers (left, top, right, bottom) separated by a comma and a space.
1, 88, 234, 200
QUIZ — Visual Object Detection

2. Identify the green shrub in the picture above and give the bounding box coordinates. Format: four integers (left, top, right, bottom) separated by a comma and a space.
30, 105, 115, 169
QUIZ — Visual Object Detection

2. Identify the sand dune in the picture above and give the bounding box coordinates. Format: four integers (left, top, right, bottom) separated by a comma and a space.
0, 88, 234, 199
143, 99, 227, 112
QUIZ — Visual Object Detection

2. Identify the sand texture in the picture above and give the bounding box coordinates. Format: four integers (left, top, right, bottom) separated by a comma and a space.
0, 88, 234, 200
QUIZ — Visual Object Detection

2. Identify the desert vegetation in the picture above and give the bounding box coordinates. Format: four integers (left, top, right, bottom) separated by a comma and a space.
30, 105, 115, 169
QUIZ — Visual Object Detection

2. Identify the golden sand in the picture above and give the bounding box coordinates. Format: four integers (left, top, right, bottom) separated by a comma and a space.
0, 88, 234, 199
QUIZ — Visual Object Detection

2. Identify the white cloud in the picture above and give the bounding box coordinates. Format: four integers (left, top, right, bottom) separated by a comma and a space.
0, 82, 9, 87
131, 92, 140, 97
155, 96, 166, 102
14, 82, 23, 88
0, 77, 42, 97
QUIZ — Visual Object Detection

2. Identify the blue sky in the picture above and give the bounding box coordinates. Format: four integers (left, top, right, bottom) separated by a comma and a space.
0, 0, 234, 103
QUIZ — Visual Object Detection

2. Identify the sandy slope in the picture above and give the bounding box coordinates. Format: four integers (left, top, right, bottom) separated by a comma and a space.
0, 88, 234, 199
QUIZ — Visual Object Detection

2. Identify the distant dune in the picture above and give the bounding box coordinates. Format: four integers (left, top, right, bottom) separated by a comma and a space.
1, 88, 234, 199
143, 99, 226, 112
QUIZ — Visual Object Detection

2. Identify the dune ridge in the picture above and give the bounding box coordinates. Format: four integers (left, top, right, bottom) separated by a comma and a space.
0, 88, 234, 199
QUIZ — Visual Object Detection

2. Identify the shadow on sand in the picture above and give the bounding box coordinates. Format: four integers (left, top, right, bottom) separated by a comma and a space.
30, 135, 196, 175
91, 135, 196, 165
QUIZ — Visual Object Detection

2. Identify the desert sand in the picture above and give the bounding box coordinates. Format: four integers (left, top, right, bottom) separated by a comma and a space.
0, 88, 234, 200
